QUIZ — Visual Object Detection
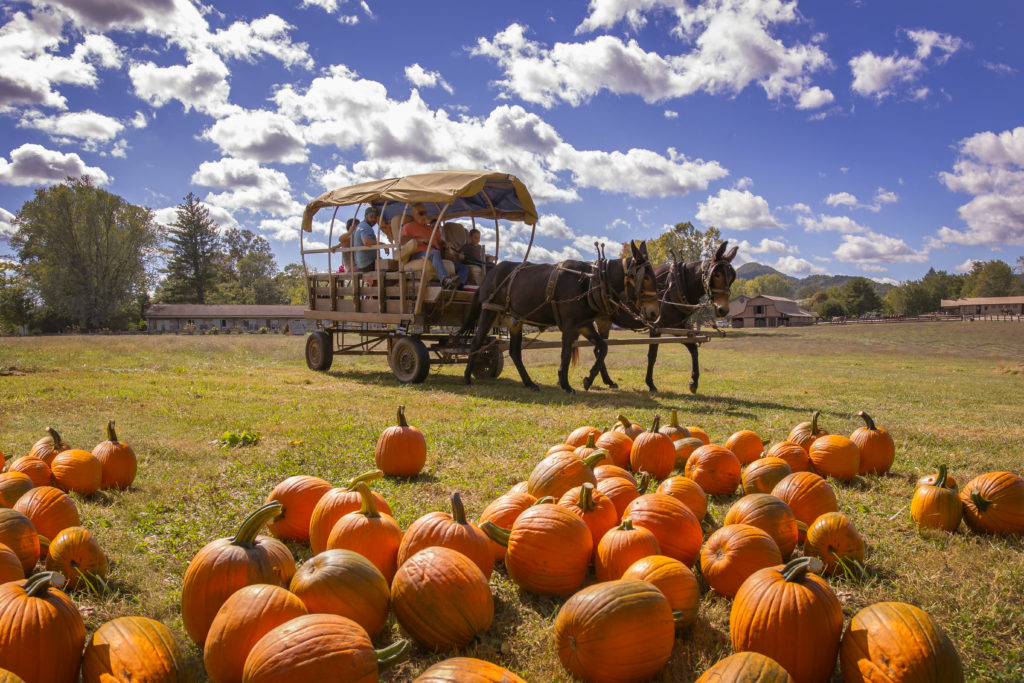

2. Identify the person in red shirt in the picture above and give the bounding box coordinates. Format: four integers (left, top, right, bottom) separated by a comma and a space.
401, 203, 468, 289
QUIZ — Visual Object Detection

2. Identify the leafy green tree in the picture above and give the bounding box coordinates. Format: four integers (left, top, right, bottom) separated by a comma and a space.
0, 262, 37, 333
160, 193, 222, 303
841, 277, 883, 316
884, 281, 933, 316
10, 177, 160, 329
746, 273, 795, 298
729, 277, 749, 298
275, 263, 308, 305
962, 260, 1014, 298
643, 222, 723, 265
808, 290, 828, 308
210, 228, 281, 304
818, 299, 846, 318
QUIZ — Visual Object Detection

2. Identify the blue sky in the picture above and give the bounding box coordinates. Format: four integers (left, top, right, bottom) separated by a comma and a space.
1, 0, 1022, 284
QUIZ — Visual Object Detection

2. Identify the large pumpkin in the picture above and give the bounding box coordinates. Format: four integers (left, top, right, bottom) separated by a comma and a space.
30, 427, 69, 465
594, 518, 660, 582
413, 657, 527, 682
695, 652, 796, 683
808, 435, 861, 482
289, 549, 390, 637
840, 601, 964, 682
0, 509, 40, 574
724, 494, 799, 559
527, 450, 606, 500
374, 405, 426, 476
849, 411, 895, 475
765, 441, 811, 473
308, 469, 391, 554
242, 614, 409, 682
700, 524, 782, 598
684, 444, 741, 495
595, 430, 633, 469
623, 493, 702, 566
180, 502, 295, 647
911, 465, 962, 532
0, 543, 23, 583
8, 456, 50, 488
959, 471, 1024, 534
91, 420, 138, 490
788, 411, 828, 453
391, 546, 493, 649
742, 457, 793, 496
559, 482, 618, 552
804, 512, 866, 576
0, 572, 86, 683
49, 449, 102, 496
621, 554, 700, 628
264, 474, 331, 542
629, 416, 676, 480
730, 557, 843, 683
477, 491, 536, 561
325, 482, 404, 584
82, 616, 185, 683
555, 579, 675, 683
45, 525, 107, 590
12, 485, 80, 545
770, 472, 839, 532
725, 429, 765, 466
656, 475, 707, 521
397, 491, 493, 578
204, 583, 309, 683
0, 472, 33, 508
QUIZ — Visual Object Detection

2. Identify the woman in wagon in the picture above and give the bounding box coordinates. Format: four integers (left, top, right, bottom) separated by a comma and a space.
401, 203, 469, 289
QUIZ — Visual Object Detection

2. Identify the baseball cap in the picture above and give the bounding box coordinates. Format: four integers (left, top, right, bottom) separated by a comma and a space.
365, 206, 380, 217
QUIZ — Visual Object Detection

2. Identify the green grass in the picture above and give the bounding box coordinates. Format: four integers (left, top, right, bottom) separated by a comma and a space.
1, 322, 1022, 681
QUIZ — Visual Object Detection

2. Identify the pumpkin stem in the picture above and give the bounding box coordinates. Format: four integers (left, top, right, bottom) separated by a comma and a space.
105, 420, 118, 443
353, 482, 382, 519
533, 496, 555, 505
46, 426, 64, 446
450, 491, 468, 524
577, 483, 595, 512
931, 464, 948, 489
969, 488, 991, 512
616, 414, 632, 431
396, 405, 409, 428
345, 469, 384, 489
584, 432, 597, 449
649, 415, 662, 433
780, 556, 824, 582
376, 639, 411, 672
810, 410, 821, 434
231, 502, 284, 548
637, 471, 652, 495
618, 518, 634, 531
856, 411, 877, 431
795, 520, 808, 535
672, 609, 688, 625
479, 520, 510, 546
583, 449, 608, 469
23, 571, 66, 597
667, 410, 690, 438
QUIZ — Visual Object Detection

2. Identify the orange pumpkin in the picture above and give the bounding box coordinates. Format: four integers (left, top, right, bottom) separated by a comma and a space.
374, 405, 426, 476
595, 430, 633, 469
725, 429, 765, 466
573, 432, 602, 460
13, 485, 80, 545
596, 474, 641, 520
477, 491, 536, 561
700, 524, 782, 598
30, 427, 69, 466
658, 409, 691, 441
555, 579, 675, 683
765, 441, 810, 473
49, 449, 102, 496
612, 414, 643, 440
594, 464, 636, 484
771, 472, 839, 532
629, 416, 676, 479
391, 546, 493, 649
413, 657, 527, 682
308, 470, 391, 554
808, 434, 861, 482
839, 601, 964, 682
917, 467, 957, 491
264, 475, 331, 543
397, 491, 493, 578
621, 554, 700, 628
567, 425, 602, 448
0, 509, 40, 574
959, 471, 1024, 535
0, 543, 23, 584
83, 616, 185, 683
45, 526, 107, 590
547, 442, 575, 456
289, 549, 389, 637
0, 472, 33, 508
673, 436, 705, 471
850, 411, 895, 475
804, 512, 866, 575
0, 668, 23, 683
742, 457, 793, 495
730, 557, 843, 683
559, 482, 618, 551
594, 518, 660, 582
91, 420, 137, 490
242, 613, 409, 682
623, 493, 703, 567
788, 410, 828, 453
684, 444, 741, 495
0, 572, 85, 683
695, 652, 795, 683
656, 475, 707, 521
911, 465, 962, 532
204, 584, 309, 683
724, 493, 799, 559
527, 450, 606, 500
508, 480, 530, 495
8, 456, 50, 487
326, 482, 403, 584
180, 502, 295, 647
686, 426, 711, 445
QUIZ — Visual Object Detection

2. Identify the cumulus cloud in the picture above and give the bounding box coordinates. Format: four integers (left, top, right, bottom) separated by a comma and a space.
796, 86, 834, 110
404, 64, 453, 94
773, 256, 828, 276
798, 213, 869, 234
736, 238, 795, 256
953, 258, 978, 273
552, 146, 727, 198
696, 188, 779, 230
130, 50, 237, 117
208, 15, 313, 69
0, 206, 15, 237
154, 200, 240, 233
202, 111, 308, 163
190, 157, 302, 217
534, 214, 576, 240
19, 109, 125, 143
850, 28, 964, 100
0, 143, 110, 186
825, 192, 857, 208
825, 188, 900, 212
833, 231, 929, 263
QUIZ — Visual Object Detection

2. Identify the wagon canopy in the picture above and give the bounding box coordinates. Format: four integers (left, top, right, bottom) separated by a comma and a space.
300, 169, 538, 232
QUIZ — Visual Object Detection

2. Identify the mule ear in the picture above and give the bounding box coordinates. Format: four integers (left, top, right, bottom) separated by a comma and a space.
724, 245, 738, 262
714, 241, 728, 260
629, 240, 641, 259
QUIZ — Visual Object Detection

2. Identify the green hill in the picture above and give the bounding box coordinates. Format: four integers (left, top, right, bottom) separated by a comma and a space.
735, 262, 893, 298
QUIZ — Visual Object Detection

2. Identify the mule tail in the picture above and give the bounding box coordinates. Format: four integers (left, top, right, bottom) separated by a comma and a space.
571, 346, 579, 368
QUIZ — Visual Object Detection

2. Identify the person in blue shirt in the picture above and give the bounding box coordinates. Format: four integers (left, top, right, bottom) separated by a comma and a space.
352, 206, 385, 272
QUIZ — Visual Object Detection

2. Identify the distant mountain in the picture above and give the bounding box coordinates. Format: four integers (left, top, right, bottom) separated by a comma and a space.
735, 262, 894, 298
735, 262, 794, 281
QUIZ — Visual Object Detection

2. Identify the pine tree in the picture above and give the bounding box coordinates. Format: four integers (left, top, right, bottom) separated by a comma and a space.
161, 193, 222, 303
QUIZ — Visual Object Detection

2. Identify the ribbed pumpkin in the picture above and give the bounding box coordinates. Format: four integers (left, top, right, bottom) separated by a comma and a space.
804, 512, 866, 575
83, 616, 185, 683
0, 472, 33, 508
911, 465, 962, 532
673, 436, 705, 470
308, 470, 392, 554
13, 485, 80, 545
0, 509, 39, 574
527, 450, 606, 500
771, 472, 839, 532
725, 429, 765, 466
684, 444, 741, 495
203, 583, 309, 683
656, 475, 708, 521
788, 411, 828, 453
264, 474, 331, 542
392, 546, 493, 649
30, 427, 69, 466
481, 502, 592, 595
658, 409, 691, 441
547, 442, 575, 456
0, 572, 85, 683
742, 457, 793, 495
730, 557, 843, 683
508, 481, 529, 495
808, 435, 861, 482
325, 482, 404, 584
621, 554, 700, 628
8, 456, 50, 487
242, 614, 409, 682
45, 526, 107, 590
595, 430, 633, 469
477, 491, 536, 561
959, 471, 1024, 534
49, 449, 102, 496
686, 425, 711, 445
289, 549, 389, 637
765, 441, 811, 472
374, 405, 426, 476
849, 411, 895, 475
612, 414, 643, 440
555, 579, 675, 683
413, 657, 528, 682
397, 491, 493, 578
594, 518, 660, 582
623, 493, 702, 566
91, 420, 138, 489
0, 668, 23, 683
839, 601, 964, 682
700, 524, 782, 598
180, 502, 295, 647
573, 432, 602, 459
567, 425, 602, 448
724, 494, 799, 559
695, 652, 796, 683
559, 482, 618, 552
595, 464, 636, 484
596, 473, 641, 520
629, 416, 676, 479
0, 543, 23, 583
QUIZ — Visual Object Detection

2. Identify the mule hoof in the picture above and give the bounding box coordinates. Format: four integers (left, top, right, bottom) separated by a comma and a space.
607, 381, 619, 390
563, 386, 576, 395
689, 383, 698, 394
526, 383, 540, 392
582, 377, 593, 391
647, 384, 658, 393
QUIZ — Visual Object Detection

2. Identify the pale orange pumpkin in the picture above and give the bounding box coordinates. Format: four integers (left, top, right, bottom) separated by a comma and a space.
83, 616, 185, 683
30, 427, 69, 466
325, 482, 404, 584
13, 486, 80, 547
629, 416, 676, 479
804, 512, 866, 576
45, 526, 107, 590
559, 482, 618, 552
771, 472, 839, 533
788, 410, 828, 453
765, 441, 811, 472
624, 493, 702, 567
656, 476, 707, 521
477, 491, 536, 561
567, 425, 602, 448
289, 549, 389, 637
725, 429, 765, 466
308, 470, 392, 554
724, 493, 799, 559
396, 491, 493, 579
595, 431, 633, 469
594, 518, 660, 581
621, 554, 700, 628
684, 444, 741, 495
8, 456, 50, 488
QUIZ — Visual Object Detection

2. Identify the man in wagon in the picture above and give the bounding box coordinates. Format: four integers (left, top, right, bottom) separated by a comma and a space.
401, 203, 468, 289
352, 206, 387, 273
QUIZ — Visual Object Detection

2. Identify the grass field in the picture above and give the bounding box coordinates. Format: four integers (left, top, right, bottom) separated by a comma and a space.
1, 321, 1022, 681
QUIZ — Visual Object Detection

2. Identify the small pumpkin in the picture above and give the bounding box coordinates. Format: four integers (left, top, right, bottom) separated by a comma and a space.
594, 518, 660, 582
8, 456, 50, 488
0, 508, 40, 574
0, 572, 85, 683
397, 491, 493, 578
765, 441, 810, 472
13, 485, 80, 546
325, 482, 404, 584
83, 616, 185, 683
572, 432, 602, 460
658, 409, 691, 441
45, 526, 107, 590
49, 449, 102, 496
0, 542, 24, 583
673, 436, 705, 470
612, 414, 643, 440
788, 410, 829, 453
567, 425, 602, 448
684, 444, 741, 495
30, 427, 69, 466
596, 473, 641, 520
477, 491, 536, 561
621, 554, 700, 629
771, 472, 839, 533
911, 465, 962, 532
742, 457, 793, 495
629, 416, 676, 479
686, 425, 711, 445
695, 652, 796, 683
804, 512, 866, 575
656, 475, 708, 521
623, 492, 703, 567
700, 524, 782, 598
724, 494, 799, 559
374, 405, 426, 477
917, 466, 957, 491
289, 549, 390, 637
308, 470, 392, 554
0, 472, 34, 508
725, 429, 765, 466
808, 434, 861, 482
559, 482, 618, 551
264, 475, 331, 543
91, 420, 137, 490
595, 430, 633, 469
413, 657, 527, 682
850, 411, 895, 475
959, 471, 1024, 534
527, 449, 606, 500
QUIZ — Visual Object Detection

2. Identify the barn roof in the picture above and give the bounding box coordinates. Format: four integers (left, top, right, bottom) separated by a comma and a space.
144, 304, 307, 318
727, 295, 814, 318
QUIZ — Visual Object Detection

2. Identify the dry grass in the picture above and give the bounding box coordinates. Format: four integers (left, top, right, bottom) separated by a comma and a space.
0, 321, 1022, 681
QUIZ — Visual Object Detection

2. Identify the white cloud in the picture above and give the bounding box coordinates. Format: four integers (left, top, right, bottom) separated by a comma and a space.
0, 143, 110, 186
0, 207, 15, 237
534, 214, 575, 240
154, 201, 240, 233
773, 255, 828, 276
874, 187, 898, 205
696, 188, 779, 230
404, 64, 453, 94
129, 50, 238, 117
833, 231, 929, 263
796, 86, 834, 110
856, 263, 888, 273
736, 238, 795, 256
191, 157, 302, 217
850, 28, 963, 100
953, 258, 977, 273
825, 191, 857, 208
664, 110, 678, 118
202, 110, 308, 163
552, 145, 727, 198
258, 216, 303, 242
19, 109, 125, 143
798, 213, 869, 234
825, 188, 899, 212
208, 15, 313, 69
501, 239, 582, 263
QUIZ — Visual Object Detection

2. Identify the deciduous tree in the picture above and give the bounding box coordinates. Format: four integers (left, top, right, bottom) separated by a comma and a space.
643, 222, 722, 265
841, 277, 883, 316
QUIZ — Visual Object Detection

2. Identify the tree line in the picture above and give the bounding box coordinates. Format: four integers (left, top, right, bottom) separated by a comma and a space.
0, 177, 306, 333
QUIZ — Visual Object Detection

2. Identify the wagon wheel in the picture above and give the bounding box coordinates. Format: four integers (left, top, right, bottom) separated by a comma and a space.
391, 336, 430, 384
305, 331, 333, 371
470, 340, 504, 379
